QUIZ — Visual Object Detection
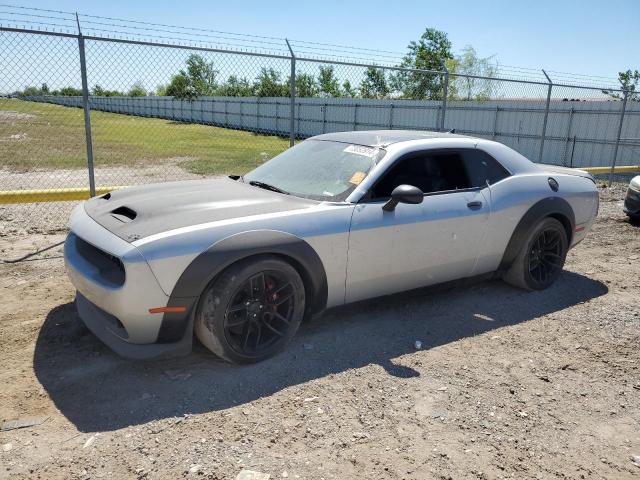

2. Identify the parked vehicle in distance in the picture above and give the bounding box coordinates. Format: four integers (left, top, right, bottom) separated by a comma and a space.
623, 175, 640, 221
64, 130, 599, 363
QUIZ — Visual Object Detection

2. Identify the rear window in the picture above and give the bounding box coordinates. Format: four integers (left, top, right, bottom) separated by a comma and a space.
461, 149, 510, 187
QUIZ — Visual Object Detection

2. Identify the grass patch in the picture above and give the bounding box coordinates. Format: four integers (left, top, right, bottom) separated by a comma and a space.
0, 99, 289, 175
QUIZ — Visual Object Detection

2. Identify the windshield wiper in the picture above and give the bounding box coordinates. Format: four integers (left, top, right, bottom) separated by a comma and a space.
248, 180, 289, 195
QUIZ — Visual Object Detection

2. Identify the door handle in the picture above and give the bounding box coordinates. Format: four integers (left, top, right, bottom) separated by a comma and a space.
467, 201, 482, 209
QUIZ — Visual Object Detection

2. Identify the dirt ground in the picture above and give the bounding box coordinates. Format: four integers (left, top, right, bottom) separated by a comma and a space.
0, 184, 638, 480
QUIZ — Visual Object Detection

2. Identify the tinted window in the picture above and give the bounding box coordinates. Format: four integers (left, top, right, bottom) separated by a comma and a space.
371, 151, 471, 199
462, 149, 510, 187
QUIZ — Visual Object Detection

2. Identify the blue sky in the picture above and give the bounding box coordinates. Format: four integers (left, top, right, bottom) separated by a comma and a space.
13, 0, 639, 82
3, 0, 639, 92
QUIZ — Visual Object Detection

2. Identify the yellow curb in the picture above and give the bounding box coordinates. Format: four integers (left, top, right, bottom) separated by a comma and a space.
0, 186, 126, 204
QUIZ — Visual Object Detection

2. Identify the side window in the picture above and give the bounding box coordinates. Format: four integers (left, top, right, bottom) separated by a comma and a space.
462, 149, 510, 187
371, 151, 472, 199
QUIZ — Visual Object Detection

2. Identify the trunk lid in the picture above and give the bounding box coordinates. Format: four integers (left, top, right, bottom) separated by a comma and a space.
538, 164, 594, 180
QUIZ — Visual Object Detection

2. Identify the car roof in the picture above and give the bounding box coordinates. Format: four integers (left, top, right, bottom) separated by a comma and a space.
310, 129, 471, 147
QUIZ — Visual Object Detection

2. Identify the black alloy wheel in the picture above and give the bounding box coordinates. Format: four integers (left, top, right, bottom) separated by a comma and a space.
194, 255, 305, 364
503, 217, 568, 291
224, 270, 296, 356
527, 228, 564, 286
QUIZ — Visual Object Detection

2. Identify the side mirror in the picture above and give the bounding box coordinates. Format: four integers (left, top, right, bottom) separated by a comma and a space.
382, 184, 424, 212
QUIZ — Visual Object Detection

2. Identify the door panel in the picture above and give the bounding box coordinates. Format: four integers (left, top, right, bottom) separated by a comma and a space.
346, 189, 489, 303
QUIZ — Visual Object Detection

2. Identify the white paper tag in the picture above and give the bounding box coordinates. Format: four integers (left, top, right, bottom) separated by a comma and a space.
343, 144, 376, 157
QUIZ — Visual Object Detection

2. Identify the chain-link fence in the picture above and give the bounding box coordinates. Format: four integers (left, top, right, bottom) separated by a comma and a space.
1, 24, 638, 234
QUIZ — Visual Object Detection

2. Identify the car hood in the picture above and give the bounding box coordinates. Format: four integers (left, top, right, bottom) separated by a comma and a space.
84, 178, 318, 242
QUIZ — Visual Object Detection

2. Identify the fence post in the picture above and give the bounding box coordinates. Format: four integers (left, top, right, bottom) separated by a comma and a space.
609, 89, 628, 186
561, 107, 574, 166
538, 69, 552, 163
285, 39, 296, 147
440, 66, 449, 132
322, 102, 327, 133
353, 103, 358, 130
76, 13, 95, 197
492, 106, 499, 140
256, 96, 260, 132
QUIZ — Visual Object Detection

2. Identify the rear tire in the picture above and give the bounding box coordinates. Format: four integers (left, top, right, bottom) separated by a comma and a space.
195, 256, 305, 364
503, 217, 568, 291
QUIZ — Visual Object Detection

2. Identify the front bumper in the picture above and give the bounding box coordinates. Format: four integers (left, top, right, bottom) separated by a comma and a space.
75, 293, 193, 359
64, 204, 194, 359
623, 188, 640, 216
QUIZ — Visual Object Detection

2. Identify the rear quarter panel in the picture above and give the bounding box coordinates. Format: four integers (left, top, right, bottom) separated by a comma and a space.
474, 172, 597, 275
555, 174, 598, 246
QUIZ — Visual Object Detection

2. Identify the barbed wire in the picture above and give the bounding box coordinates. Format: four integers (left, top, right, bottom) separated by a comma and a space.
0, 3, 624, 89
0, 17, 77, 32
0, 9, 75, 23
0, 3, 73, 15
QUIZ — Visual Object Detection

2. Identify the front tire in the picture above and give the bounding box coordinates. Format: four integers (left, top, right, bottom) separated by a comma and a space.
503, 217, 568, 291
195, 256, 305, 364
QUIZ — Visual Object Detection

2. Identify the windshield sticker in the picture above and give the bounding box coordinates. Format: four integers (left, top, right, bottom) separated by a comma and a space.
343, 144, 377, 157
349, 171, 367, 185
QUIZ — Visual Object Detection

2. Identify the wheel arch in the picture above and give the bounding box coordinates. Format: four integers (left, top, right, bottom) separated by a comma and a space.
547, 212, 573, 245
157, 230, 328, 343
498, 196, 575, 274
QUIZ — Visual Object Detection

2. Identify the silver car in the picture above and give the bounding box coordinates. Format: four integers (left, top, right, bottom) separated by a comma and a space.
64, 130, 598, 363
623, 175, 640, 220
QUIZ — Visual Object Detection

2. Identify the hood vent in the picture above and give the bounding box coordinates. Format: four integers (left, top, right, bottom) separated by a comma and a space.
110, 206, 137, 223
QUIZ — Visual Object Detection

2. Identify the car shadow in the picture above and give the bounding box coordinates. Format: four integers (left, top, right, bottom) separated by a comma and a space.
627, 216, 640, 227
33, 271, 607, 432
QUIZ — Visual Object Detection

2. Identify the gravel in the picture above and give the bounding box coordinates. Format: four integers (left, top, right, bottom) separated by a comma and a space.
0, 184, 638, 479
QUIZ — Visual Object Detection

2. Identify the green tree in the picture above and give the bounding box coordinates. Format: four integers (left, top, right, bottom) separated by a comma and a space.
295, 73, 319, 97
254, 68, 287, 97
603, 69, 639, 101
92, 84, 123, 96
165, 54, 218, 99
318, 66, 340, 97
452, 46, 497, 101
165, 73, 193, 99
127, 81, 147, 97
185, 54, 218, 96
217, 75, 254, 96
41, 83, 49, 94
58, 86, 83, 96
360, 67, 389, 99
19, 86, 43, 97
392, 28, 453, 99
342, 79, 356, 97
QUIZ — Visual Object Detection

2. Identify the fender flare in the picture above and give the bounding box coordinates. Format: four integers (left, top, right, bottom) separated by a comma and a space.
157, 230, 328, 343
497, 196, 575, 273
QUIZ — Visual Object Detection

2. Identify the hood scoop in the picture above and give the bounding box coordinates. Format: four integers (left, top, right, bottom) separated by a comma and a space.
110, 206, 137, 223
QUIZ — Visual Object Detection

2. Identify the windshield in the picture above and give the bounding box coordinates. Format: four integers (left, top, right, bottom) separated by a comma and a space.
243, 140, 385, 201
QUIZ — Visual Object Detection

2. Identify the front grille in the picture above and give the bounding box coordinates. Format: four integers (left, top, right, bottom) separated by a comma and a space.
73, 234, 126, 287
